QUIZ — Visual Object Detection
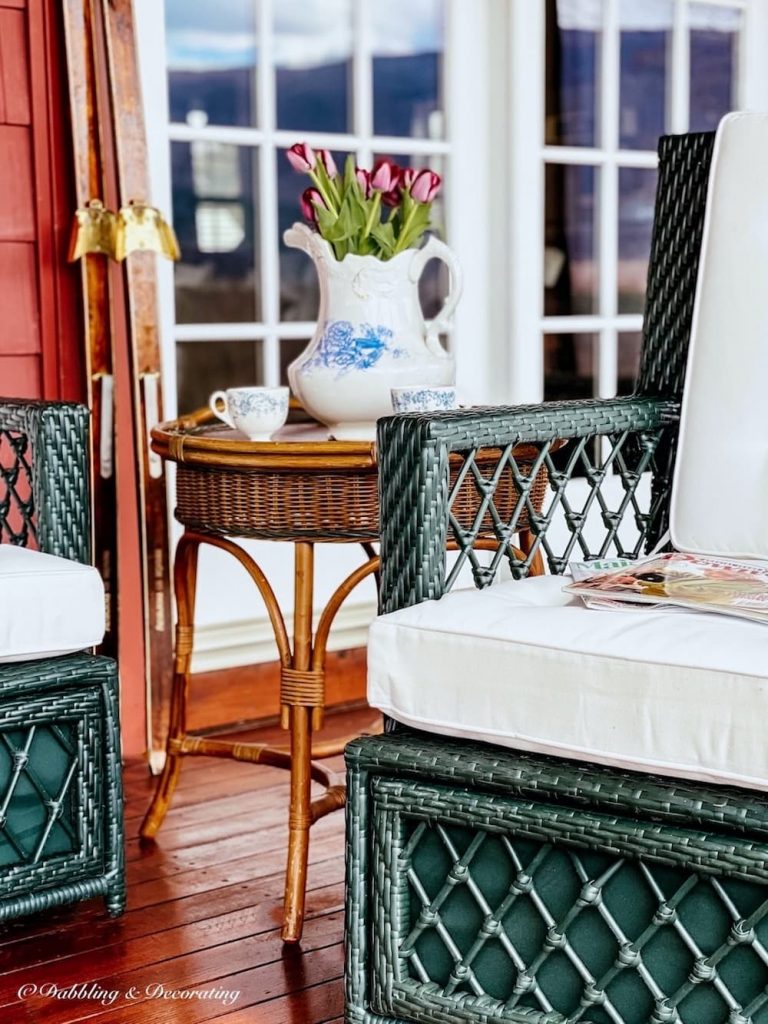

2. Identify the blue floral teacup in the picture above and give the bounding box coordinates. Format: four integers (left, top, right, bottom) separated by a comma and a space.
390, 385, 459, 414
209, 386, 289, 441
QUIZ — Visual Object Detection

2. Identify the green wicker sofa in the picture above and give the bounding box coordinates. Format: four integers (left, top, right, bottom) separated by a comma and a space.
346, 115, 768, 1024
0, 399, 124, 920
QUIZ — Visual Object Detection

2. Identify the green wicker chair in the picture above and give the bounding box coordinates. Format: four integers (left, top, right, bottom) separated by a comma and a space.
346, 118, 768, 1024
0, 399, 124, 920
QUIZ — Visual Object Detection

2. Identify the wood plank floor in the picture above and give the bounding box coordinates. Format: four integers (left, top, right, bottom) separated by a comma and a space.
0, 706, 379, 1024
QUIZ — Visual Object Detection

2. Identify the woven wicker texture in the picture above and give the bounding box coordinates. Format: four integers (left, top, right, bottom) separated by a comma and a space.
174, 451, 548, 543
0, 400, 124, 921
347, 735, 768, 1024
0, 399, 91, 563
377, 130, 714, 615
345, 131, 741, 1024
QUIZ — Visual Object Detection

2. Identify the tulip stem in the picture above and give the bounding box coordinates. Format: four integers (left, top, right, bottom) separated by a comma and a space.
361, 191, 382, 241
392, 201, 419, 254
309, 169, 338, 216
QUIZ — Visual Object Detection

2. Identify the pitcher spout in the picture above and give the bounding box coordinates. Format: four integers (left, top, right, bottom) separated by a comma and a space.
283, 222, 332, 265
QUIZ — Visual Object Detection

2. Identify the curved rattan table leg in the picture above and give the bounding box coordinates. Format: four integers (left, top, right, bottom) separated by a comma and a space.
140, 531, 201, 840
282, 541, 315, 944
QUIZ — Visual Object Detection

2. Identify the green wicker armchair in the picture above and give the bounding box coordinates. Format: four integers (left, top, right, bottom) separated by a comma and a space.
0, 400, 124, 920
346, 121, 768, 1024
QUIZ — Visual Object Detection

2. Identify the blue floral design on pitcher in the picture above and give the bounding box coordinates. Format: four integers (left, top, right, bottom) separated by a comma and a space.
304, 321, 406, 377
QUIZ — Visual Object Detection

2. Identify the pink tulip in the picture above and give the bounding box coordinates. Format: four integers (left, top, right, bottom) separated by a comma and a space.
317, 149, 337, 178
300, 187, 325, 225
402, 167, 417, 189
286, 142, 317, 173
371, 158, 400, 193
410, 169, 441, 203
356, 168, 372, 198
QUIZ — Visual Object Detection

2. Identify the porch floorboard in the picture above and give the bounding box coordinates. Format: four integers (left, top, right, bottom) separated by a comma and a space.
0, 705, 376, 1023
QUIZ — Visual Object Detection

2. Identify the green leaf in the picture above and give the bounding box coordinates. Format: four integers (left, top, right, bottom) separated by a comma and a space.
370, 220, 396, 257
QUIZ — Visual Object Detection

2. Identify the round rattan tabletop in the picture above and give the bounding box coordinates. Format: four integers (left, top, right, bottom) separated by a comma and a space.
151, 409, 549, 544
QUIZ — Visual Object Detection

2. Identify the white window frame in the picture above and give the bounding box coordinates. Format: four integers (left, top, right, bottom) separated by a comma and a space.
137, 0, 492, 417
507, 0, 768, 405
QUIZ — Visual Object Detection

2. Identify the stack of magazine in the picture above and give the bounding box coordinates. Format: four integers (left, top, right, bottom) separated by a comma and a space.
565, 553, 768, 624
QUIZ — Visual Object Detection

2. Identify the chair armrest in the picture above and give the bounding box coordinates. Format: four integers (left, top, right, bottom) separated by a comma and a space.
0, 399, 91, 563
377, 395, 680, 613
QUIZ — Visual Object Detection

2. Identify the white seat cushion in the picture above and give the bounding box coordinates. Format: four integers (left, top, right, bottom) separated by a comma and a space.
368, 575, 768, 791
0, 546, 105, 662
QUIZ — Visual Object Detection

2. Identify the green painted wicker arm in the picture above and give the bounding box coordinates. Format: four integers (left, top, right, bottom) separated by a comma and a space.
0, 399, 91, 564
377, 394, 679, 614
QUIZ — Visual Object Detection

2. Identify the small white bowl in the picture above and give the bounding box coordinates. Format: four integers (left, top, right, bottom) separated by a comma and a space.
391, 386, 458, 414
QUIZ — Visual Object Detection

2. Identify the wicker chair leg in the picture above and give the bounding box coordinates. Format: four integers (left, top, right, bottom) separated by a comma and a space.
140, 533, 200, 839
101, 666, 126, 914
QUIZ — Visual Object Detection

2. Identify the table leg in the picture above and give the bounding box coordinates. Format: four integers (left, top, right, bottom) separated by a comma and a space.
140, 532, 200, 839
282, 541, 315, 943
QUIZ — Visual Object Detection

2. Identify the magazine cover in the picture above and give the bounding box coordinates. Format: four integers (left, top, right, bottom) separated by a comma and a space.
564, 552, 768, 623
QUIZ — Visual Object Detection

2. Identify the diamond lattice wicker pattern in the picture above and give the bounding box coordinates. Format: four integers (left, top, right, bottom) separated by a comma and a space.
372, 777, 768, 1024
0, 429, 36, 548
0, 723, 79, 868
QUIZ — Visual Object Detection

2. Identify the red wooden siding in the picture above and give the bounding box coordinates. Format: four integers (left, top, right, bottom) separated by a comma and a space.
0, 0, 82, 400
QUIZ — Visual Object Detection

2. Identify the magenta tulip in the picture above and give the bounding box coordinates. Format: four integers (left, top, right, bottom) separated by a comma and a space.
356, 168, 372, 198
286, 142, 317, 173
410, 169, 441, 203
371, 158, 399, 193
300, 187, 325, 225
317, 149, 337, 178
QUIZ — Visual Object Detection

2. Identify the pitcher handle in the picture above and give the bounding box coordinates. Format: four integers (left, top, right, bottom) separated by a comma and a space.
409, 235, 464, 359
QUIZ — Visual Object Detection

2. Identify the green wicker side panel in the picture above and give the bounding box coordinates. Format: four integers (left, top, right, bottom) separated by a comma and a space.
371, 779, 768, 1024
0, 688, 104, 901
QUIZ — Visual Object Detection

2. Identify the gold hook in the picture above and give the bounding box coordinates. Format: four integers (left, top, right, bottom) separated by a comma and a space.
114, 201, 181, 261
67, 199, 118, 261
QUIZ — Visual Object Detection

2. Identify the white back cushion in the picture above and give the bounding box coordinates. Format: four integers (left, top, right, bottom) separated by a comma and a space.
671, 112, 768, 558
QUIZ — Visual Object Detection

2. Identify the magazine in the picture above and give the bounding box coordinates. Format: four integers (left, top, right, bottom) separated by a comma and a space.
564, 552, 768, 624
568, 557, 651, 612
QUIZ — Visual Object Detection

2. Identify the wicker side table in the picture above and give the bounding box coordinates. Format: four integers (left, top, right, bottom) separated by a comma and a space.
140, 411, 550, 942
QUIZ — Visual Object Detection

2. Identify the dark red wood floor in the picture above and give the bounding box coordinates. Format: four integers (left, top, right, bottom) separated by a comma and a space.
0, 706, 378, 1023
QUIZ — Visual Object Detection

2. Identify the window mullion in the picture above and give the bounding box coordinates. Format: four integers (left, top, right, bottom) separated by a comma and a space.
670, 0, 690, 133
258, 0, 280, 386
353, 0, 373, 164
598, 0, 620, 400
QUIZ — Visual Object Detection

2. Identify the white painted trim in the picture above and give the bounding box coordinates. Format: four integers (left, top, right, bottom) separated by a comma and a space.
508, 0, 545, 403
190, 600, 376, 674
542, 146, 658, 167
445, 0, 491, 401
742, 0, 768, 109
167, 123, 451, 156
542, 314, 644, 333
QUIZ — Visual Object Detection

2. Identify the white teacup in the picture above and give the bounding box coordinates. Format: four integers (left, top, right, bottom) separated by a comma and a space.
209, 386, 289, 441
391, 385, 459, 414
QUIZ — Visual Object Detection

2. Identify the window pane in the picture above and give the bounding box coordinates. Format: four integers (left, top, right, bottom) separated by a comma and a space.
165, 0, 257, 128
173, 142, 260, 321
619, 0, 672, 150
545, 0, 600, 147
618, 331, 642, 395
544, 163, 599, 316
544, 332, 597, 401
618, 166, 656, 314
172, 142, 259, 324
176, 341, 263, 415
275, 0, 353, 133
372, 0, 444, 139
689, 4, 740, 133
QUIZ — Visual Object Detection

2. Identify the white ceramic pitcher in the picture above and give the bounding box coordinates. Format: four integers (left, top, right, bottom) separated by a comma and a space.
283, 222, 463, 440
